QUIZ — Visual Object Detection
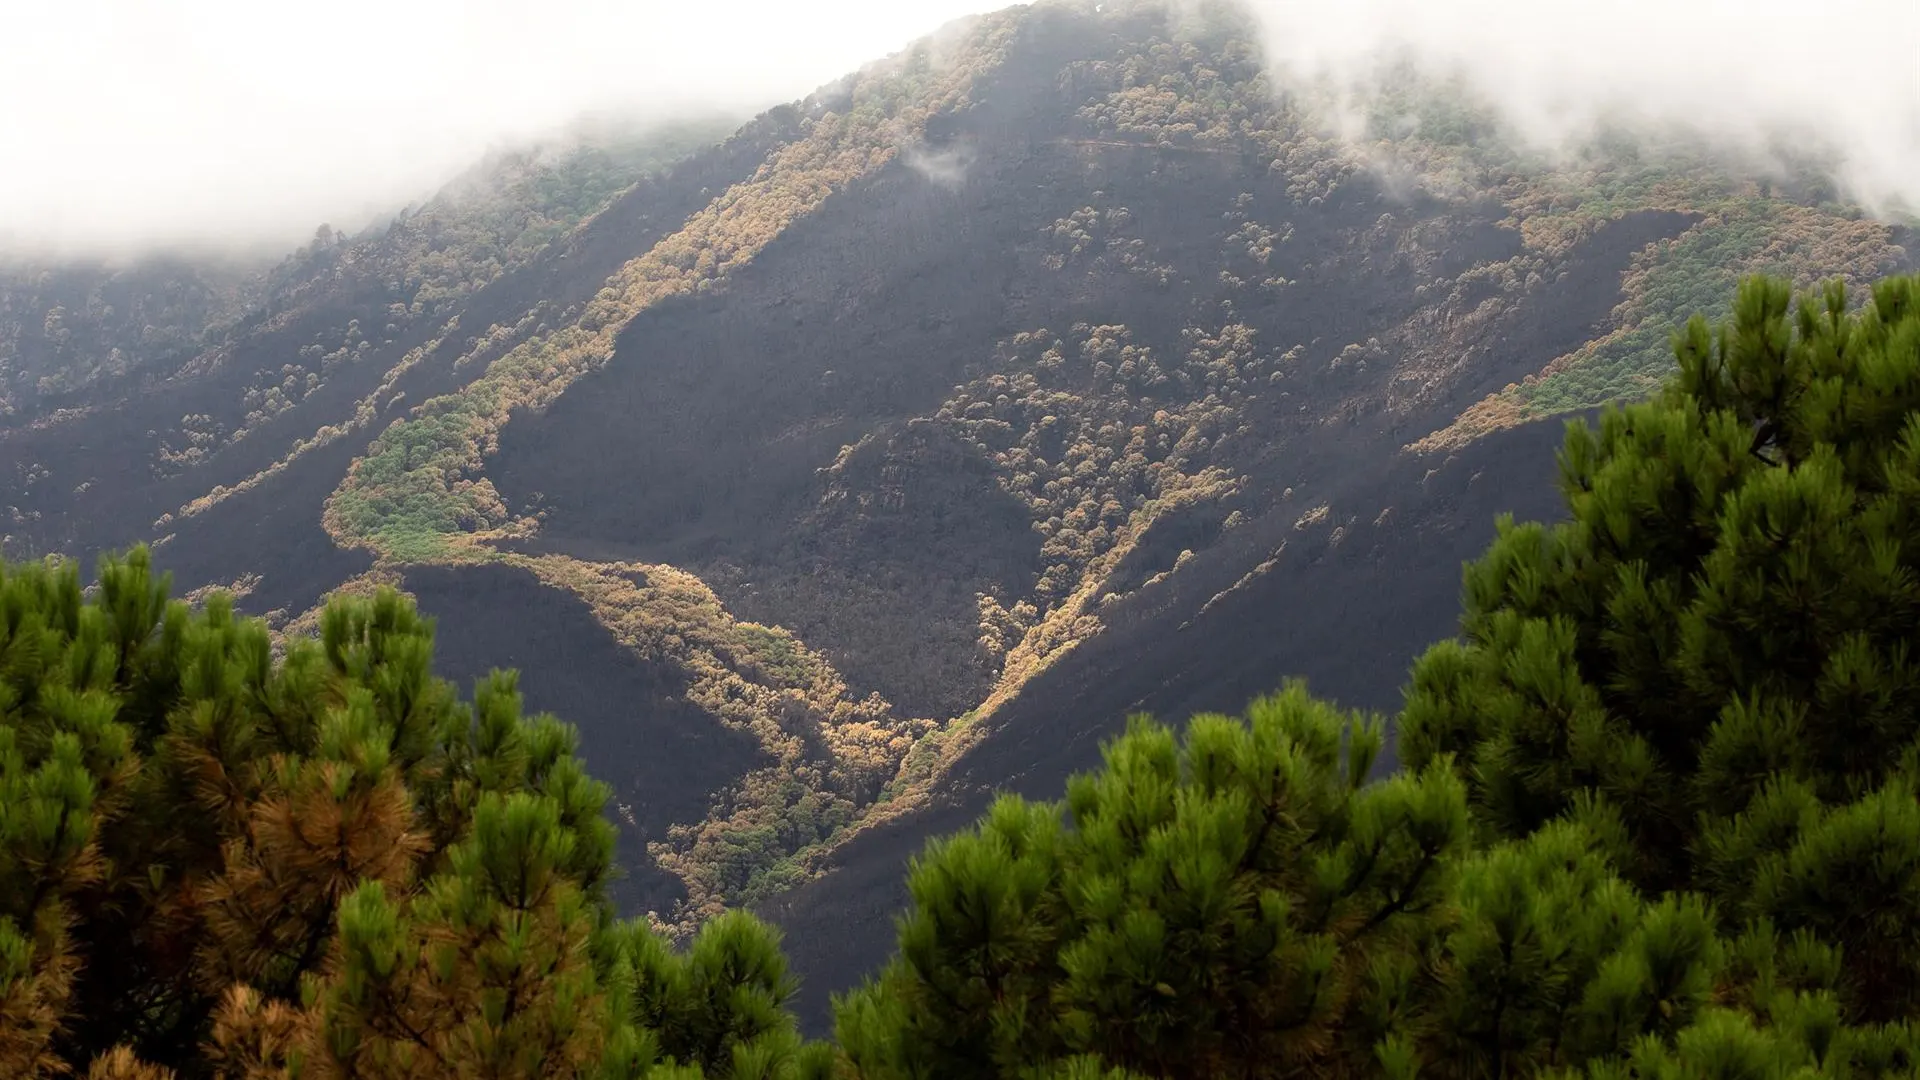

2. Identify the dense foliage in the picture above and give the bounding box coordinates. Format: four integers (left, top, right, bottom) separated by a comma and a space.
0, 550, 828, 1078
1403, 270, 1920, 1018
8, 267, 1920, 1072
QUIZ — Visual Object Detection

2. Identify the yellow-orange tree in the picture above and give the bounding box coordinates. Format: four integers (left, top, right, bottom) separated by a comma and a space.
0, 548, 828, 1079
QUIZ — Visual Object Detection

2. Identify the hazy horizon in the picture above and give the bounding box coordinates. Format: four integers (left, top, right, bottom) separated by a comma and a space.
3, 0, 1915, 261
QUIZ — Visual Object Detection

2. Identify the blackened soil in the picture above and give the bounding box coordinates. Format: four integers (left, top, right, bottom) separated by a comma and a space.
762, 415, 1574, 1033
403, 562, 766, 915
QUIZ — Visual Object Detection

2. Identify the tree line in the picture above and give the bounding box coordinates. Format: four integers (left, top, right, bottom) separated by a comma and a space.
5, 270, 1920, 1077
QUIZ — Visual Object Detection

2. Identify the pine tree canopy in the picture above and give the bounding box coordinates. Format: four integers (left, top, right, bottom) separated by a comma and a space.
3, 272, 1918, 1077
0, 550, 830, 1079
1401, 272, 1920, 1024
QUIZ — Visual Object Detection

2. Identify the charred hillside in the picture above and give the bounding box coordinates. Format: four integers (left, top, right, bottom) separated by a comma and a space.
0, 0, 1911, 1027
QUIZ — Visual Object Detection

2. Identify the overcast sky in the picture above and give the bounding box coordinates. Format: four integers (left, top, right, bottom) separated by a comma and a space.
0, 0, 996, 257
1, 0, 1915, 259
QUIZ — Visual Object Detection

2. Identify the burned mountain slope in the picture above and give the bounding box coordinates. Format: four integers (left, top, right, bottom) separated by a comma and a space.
763, 412, 1576, 1031
0, 110, 800, 614
1, 0, 1910, 1017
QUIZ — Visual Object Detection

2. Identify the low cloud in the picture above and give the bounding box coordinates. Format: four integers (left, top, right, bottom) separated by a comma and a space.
0, 0, 999, 258
4, 0, 1914, 260
1237, 0, 1920, 215
903, 142, 979, 189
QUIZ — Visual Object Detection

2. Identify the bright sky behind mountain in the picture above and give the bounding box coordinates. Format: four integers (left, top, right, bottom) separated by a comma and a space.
1, 0, 1915, 257
0, 0, 996, 255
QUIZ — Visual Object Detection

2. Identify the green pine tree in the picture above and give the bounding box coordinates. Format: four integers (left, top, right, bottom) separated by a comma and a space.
1400, 272, 1920, 1024
0, 553, 830, 1078
836, 685, 1471, 1078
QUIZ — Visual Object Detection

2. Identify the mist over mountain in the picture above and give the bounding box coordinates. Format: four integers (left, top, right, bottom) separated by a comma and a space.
0, 0, 994, 255
3, 0, 1914, 256
1246, 0, 1920, 216
1, 0, 1916, 1034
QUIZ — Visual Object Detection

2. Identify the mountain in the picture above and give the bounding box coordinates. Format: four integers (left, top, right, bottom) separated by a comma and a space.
1, 0, 1910, 1029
